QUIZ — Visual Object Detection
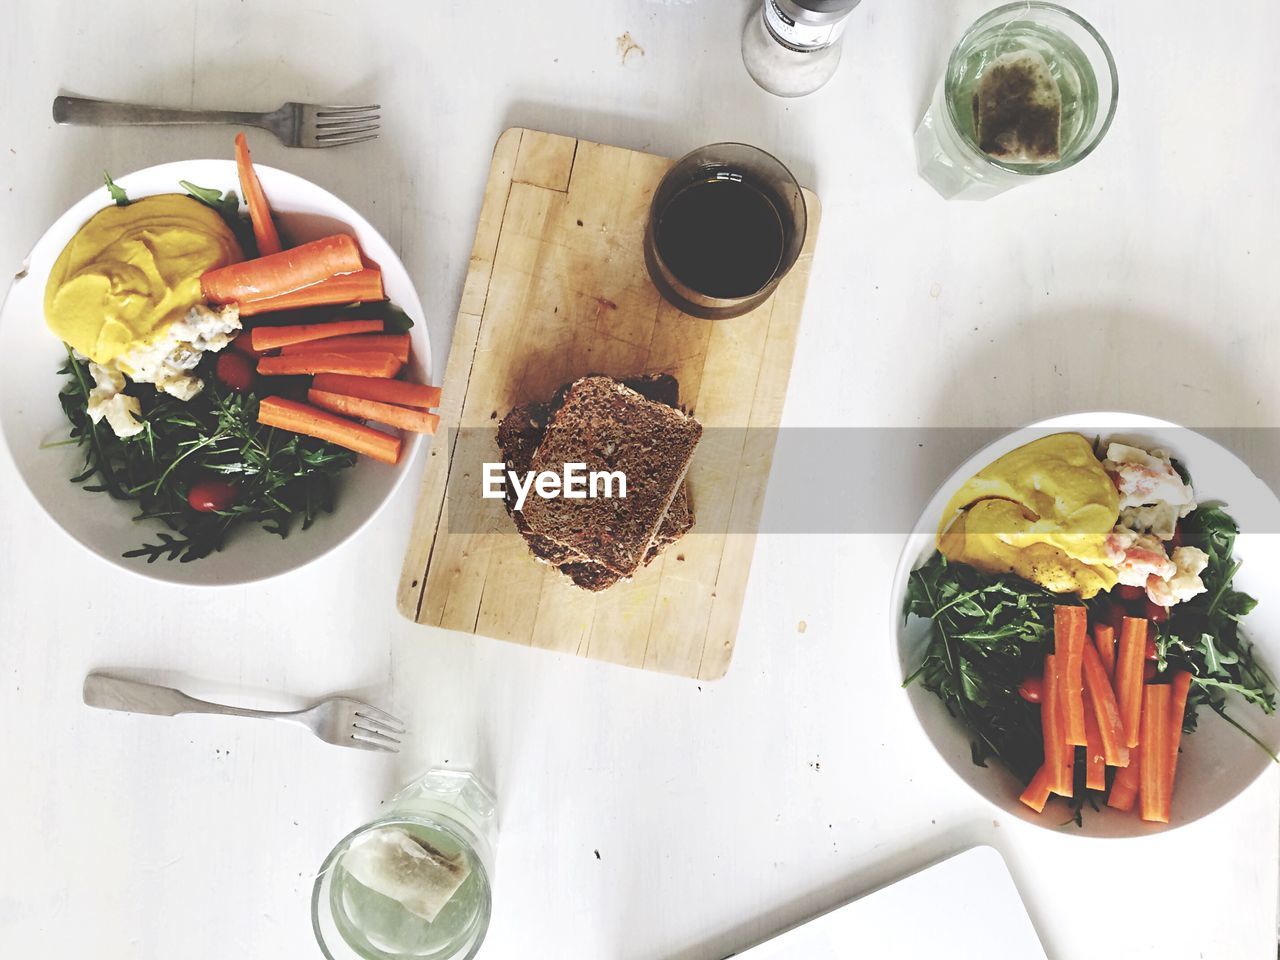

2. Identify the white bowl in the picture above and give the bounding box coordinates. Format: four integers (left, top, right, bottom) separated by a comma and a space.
0, 160, 431, 586
892, 413, 1280, 837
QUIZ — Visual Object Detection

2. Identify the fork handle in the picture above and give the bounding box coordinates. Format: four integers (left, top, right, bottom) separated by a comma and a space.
53, 95, 264, 129
83, 673, 298, 722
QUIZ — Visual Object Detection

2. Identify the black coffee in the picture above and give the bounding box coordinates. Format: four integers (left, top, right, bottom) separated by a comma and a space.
655, 176, 785, 300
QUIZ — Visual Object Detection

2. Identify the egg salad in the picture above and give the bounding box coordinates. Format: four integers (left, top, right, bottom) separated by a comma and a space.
45, 193, 243, 437
938, 433, 1207, 607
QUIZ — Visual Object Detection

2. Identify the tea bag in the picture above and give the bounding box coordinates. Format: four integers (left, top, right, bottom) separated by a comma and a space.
341, 827, 472, 923
974, 49, 1062, 163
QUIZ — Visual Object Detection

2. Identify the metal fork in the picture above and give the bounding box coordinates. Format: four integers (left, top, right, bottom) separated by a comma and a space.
52, 95, 380, 148
83, 673, 405, 752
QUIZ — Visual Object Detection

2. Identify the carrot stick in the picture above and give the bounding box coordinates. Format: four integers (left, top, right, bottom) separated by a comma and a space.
1140, 684, 1172, 823
1056, 606, 1088, 747
235, 132, 282, 256
1082, 642, 1129, 768
1081, 686, 1107, 791
311, 373, 441, 411
257, 351, 402, 379
308, 389, 439, 434
203, 234, 363, 305
1093, 622, 1116, 682
284, 333, 410, 363
1166, 671, 1192, 810
1116, 617, 1149, 748
1019, 765, 1054, 814
1042, 654, 1070, 796
237, 269, 385, 317
250, 319, 383, 352
258, 396, 402, 465
1109, 745, 1141, 812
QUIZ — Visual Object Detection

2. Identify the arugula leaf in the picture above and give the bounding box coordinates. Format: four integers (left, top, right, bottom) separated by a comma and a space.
1155, 506, 1276, 727
904, 553, 1067, 781
179, 180, 240, 221
177, 180, 258, 255
58, 351, 356, 562
103, 171, 130, 206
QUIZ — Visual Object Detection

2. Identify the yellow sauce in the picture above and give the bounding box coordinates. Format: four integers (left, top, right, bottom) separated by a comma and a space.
44, 194, 242, 364
938, 433, 1120, 598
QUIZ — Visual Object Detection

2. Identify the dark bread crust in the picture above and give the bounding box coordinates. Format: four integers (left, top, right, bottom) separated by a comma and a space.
521, 377, 701, 577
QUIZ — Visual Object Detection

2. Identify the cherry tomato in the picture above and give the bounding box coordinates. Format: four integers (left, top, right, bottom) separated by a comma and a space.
187, 478, 238, 513
1117, 584, 1145, 602
1145, 637, 1159, 660
1168, 523, 1184, 550
215, 351, 256, 393
229, 332, 266, 359
1144, 600, 1170, 624
1018, 675, 1044, 704
1143, 660, 1158, 682
1106, 601, 1129, 635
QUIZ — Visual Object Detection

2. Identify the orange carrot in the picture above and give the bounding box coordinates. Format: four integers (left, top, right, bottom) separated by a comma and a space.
1116, 617, 1148, 748
258, 396, 402, 465
308, 389, 439, 434
1140, 684, 1172, 823
1081, 686, 1107, 791
204, 235, 364, 305
235, 132, 282, 256
311, 373, 441, 410
257, 351, 402, 378
1093, 622, 1116, 682
237, 269, 385, 317
250, 319, 383, 352
1109, 745, 1141, 812
1042, 654, 1071, 796
1056, 606, 1088, 747
1166, 671, 1193, 808
1019, 765, 1054, 814
284, 333, 410, 363
1082, 642, 1129, 768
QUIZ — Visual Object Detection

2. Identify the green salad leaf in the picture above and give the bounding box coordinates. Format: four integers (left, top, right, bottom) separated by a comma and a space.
103, 171, 130, 206
178, 180, 257, 256
58, 350, 356, 562
904, 553, 1070, 781
1151, 505, 1277, 755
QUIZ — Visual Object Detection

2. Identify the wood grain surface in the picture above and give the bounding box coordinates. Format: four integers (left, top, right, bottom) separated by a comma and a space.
397, 128, 821, 679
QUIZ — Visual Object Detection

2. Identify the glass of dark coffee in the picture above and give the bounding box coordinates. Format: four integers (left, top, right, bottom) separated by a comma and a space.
644, 143, 807, 320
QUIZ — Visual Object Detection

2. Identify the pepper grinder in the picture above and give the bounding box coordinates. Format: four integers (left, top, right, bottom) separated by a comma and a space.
741, 0, 863, 98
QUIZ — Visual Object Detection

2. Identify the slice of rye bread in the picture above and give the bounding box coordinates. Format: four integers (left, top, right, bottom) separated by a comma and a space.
519, 376, 702, 577
496, 375, 693, 571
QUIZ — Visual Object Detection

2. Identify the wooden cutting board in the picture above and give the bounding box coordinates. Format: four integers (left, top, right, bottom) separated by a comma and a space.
397, 128, 820, 680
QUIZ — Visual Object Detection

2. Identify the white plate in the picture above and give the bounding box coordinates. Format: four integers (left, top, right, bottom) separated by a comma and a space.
0, 160, 431, 586
732, 846, 1045, 959
892, 414, 1280, 837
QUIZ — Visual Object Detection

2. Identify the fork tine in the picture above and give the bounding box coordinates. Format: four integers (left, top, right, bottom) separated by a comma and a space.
355, 705, 406, 733
317, 124, 379, 140
352, 726, 400, 751
315, 134, 379, 148
353, 722, 401, 745
316, 115, 381, 130
315, 104, 380, 116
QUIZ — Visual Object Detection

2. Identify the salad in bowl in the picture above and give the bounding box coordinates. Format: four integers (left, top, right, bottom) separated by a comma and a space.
0, 135, 438, 584
896, 417, 1280, 833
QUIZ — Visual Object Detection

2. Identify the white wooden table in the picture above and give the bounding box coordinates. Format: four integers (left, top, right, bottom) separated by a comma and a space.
2, 1, 1277, 957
